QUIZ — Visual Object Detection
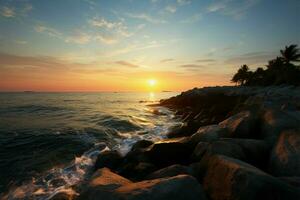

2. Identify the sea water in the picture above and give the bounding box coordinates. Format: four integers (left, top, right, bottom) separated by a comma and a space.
0, 92, 179, 199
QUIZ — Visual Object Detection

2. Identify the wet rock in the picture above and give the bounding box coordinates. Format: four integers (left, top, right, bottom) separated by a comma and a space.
219, 110, 259, 139
219, 138, 270, 169
269, 130, 300, 176
115, 175, 207, 200
118, 162, 157, 181
130, 140, 153, 151
49, 178, 67, 188
261, 109, 300, 144
167, 121, 201, 138
191, 142, 210, 161
146, 164, 191, 180
79, 168, 132, 200
145, 138, 193, 167
80, 168, 207, 200
202, 155, 300, 200
49, 189, 78, 200
206, 140, 247, 161
189, 125, 229, 145
94, 150, 123, 171
279, 177, 300, 188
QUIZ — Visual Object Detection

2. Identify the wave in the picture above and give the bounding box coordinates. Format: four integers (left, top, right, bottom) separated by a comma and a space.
0, 127, 120, 194
0, 105, 70, 115
2, 143, 108, 200
97, 115, 143, 133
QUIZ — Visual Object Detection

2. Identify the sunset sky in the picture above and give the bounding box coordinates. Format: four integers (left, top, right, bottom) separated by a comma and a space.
0, 0, 299, 92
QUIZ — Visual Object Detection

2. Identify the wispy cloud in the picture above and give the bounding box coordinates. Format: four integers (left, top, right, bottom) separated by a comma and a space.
181, 13, 202, 23
180, 64, 205, 68
0, 6, 15, 18
224, 51, 276, 66
165, 5, 177, 13
150, 0, 158, 3
22, 4, 33, 16
35, 18, 127, 45
0, 52, 66, 70
95, 33, 118, 44
89, 18, 121, 29
89, 17, 132, 43
165, 0, 191, 14
0, 52, 110, 73
65, 31, 91, 44
104, 40, 163, 57
115, 61, 140, 68
34, 25, 62, 38
161, 58, 175, 63
196, 59, 216, 63
0, 4, 32, 18
127, 13, 166, 24
206, 0, 260, 19
14, 40, 28, 45
177, 0, 191, 6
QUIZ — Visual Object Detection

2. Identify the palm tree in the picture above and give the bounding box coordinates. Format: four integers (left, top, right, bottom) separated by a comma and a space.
231, 64, 251, 85
280, 44, 300, 64
266, 57, 284, 70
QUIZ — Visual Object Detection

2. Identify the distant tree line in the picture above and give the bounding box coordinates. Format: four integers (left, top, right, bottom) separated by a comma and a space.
231, 44, 300, 86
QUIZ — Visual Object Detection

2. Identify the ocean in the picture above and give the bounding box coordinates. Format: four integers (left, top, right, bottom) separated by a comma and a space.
0, 92, 179, 199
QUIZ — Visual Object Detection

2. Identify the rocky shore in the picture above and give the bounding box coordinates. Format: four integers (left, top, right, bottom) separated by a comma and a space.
52, 86, 300, 200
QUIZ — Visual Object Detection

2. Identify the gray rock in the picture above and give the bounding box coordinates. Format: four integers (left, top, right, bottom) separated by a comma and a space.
80, 168, 207, 200
146, 164, 191, 180
145, 138, 193, 167
119, 162, 157, 180
219, 110, 259, 139
115, 175, 207, 200
79, 168, 132, 200
269, 129, 300, 176
201, 155, 300, 200
189, 125, 228, 144
94, 150, 123, 171
49, 189, 78, 200
261, 109, 300, 144
131, 140, 153, 151
206, 140, 247, 161
219, 138, 270, 169
279, 177, 300, 188
191, 142, 210, 161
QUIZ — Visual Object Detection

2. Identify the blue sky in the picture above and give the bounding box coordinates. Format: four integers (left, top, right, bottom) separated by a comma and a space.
0, 0, 299, 91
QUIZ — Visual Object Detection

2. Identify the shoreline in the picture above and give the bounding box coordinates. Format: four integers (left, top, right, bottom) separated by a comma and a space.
49, 86, 300, 199
3, 86, 300, 200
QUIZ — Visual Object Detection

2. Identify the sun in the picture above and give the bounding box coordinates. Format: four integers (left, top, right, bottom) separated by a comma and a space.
147, 79, 157, 86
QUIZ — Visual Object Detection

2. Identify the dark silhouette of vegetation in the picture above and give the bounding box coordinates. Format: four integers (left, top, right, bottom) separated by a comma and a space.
232, 44, 300, 86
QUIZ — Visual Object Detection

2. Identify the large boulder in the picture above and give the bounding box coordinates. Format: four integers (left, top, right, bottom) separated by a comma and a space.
49, 188, 78, 200
279, 177, 300, 189
146, 164, 192, 180
115, 175, 207, 200
118, 162, 157, 181
201, 155, 300, 200
167, 121, 201, 138
130, 140, 153, 151
79, 168, 132, 200
219, 110, 259, 139
268, 130, 300, 176
206, 140, 247, 161
80, 168, 207, 200
261, 109, 300, 144
219, 138, 270, 169
189, 125, 229, 145
145, 138, 193, 167
94, 150, 123, 171
191, 142, 210, 161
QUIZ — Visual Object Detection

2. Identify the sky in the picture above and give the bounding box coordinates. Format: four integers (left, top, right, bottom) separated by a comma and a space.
0, 0, 299, 92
